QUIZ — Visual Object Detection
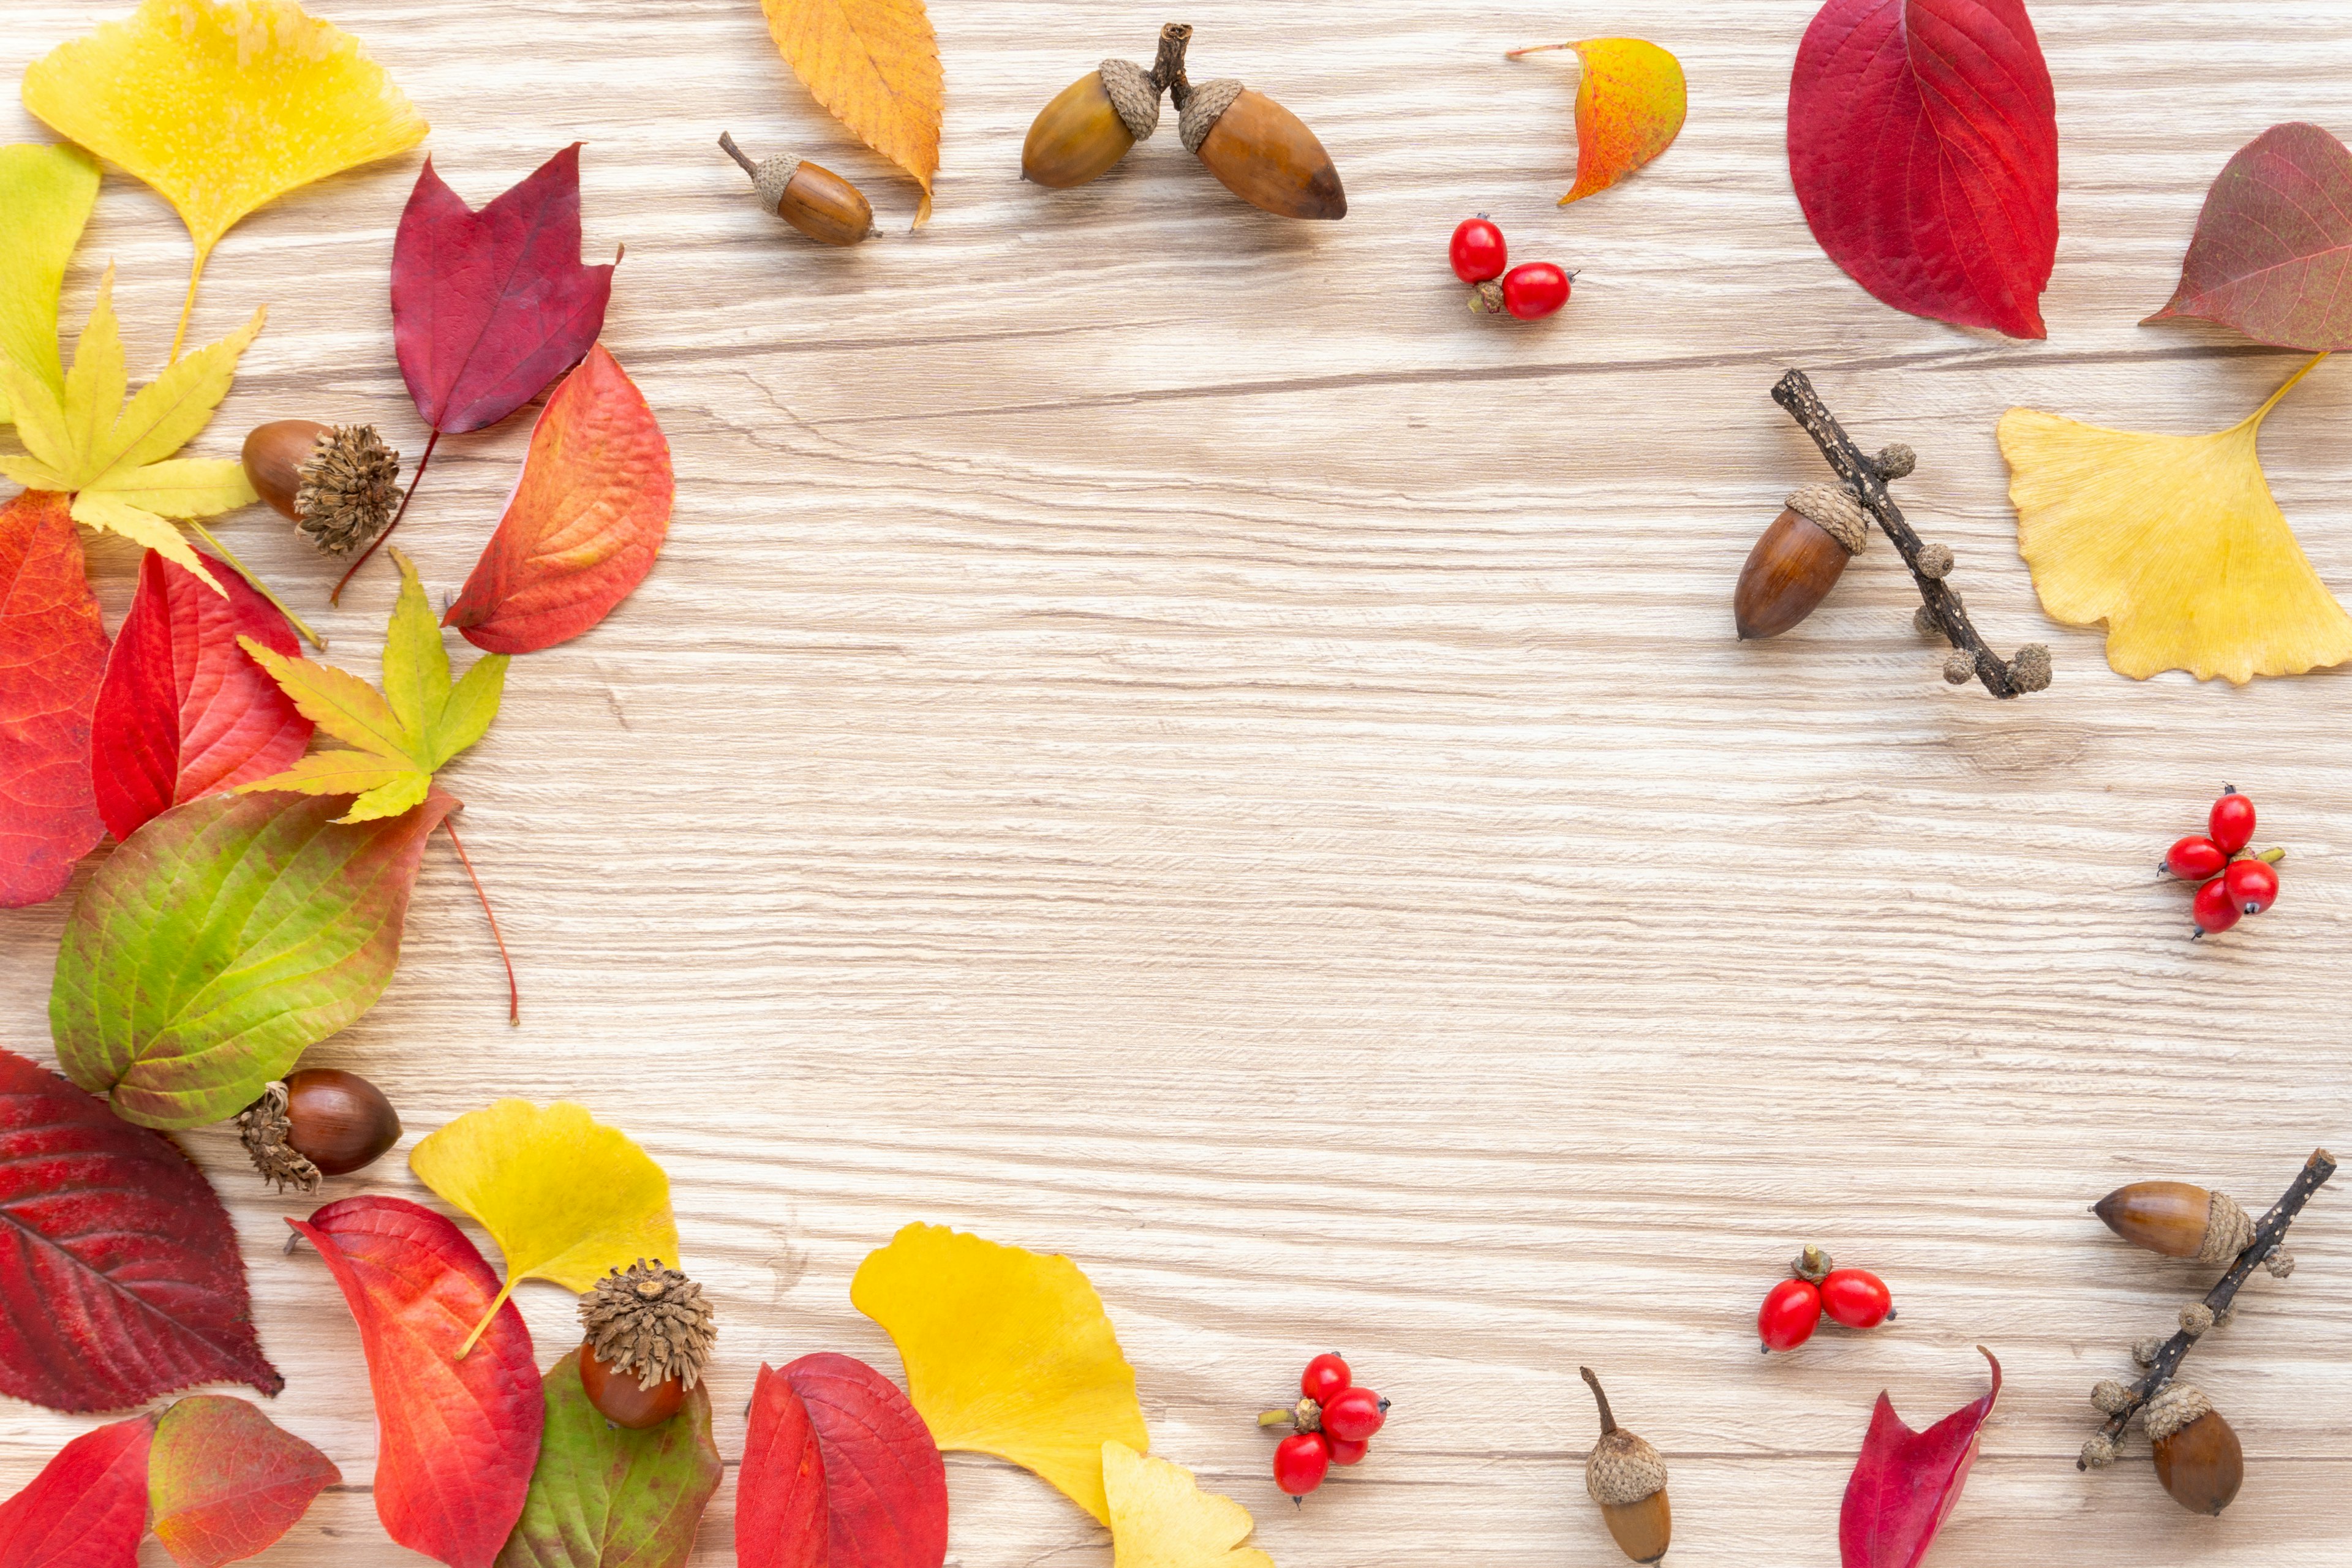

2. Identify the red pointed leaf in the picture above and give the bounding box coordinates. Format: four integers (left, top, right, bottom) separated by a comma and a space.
2146, 122, 2352, 350
149, 1395, 341, 1568
1, 490, 107, 907
291, 1196, 542, 1568
1789, 0, 2059, 338
443, 344, 672, 654
0, 1049, 280, 1411
90, 549, 311, 843
737, 1354, 948, 1568
0, 1415, 154, 1568
393, 145, 617, 436
1840, 1347, 2002, 1568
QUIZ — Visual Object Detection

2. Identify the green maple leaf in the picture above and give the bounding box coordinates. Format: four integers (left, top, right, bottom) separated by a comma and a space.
240, 548, 508, 822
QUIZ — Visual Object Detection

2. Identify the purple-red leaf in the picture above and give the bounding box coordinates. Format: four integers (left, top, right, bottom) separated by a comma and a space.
392, 145, 616, 437
737, 1353, 949, 1568
1840, 1346, 2002, 1568
2146, 122, 2352, 350
0, 490, 108, 907
149, 1395, 341, 1568
0, 1049, 280, 1412
90, 549, 310, 843
1789, 0, 2059, 338
0, 1415, 154, 1568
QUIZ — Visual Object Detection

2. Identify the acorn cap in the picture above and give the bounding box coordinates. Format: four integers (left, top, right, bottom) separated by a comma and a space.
2008, 644, 2053, 693
1786, 483, 1868, 556
1178, 77, 1245, 153
236, 1080, 322, 1193
1099, 58, 1161, 141
293, 424, 400, 556
2197, 1189, 2256, 1264
2144, 1383, 2213, 1443
1587, 1428, 1668, 1506
581, 1258, 716, 1392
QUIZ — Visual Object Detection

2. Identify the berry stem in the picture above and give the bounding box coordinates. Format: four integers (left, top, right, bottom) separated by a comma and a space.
1257, 1408, 1295, 1428
186, 521, 326, 650
333, 428, 439, 605
1153, 23, 1194, 105
1579, 1366, 1618, 1435
442, 815, 520, 1025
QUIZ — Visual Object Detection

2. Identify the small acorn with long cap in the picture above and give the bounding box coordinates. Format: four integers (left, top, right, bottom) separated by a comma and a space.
1582, 1366, 1670, 1562
241, 420, 399, 556
719, 132, 873, 246
1023, 26, 1186, 187
578, 1258, 716, 1429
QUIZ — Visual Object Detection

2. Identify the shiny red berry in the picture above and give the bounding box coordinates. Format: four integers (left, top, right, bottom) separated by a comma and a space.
1819, 1268, 1894, 1329
1273, 1431, 1330, 1497
1300, 1352, 1351, 1404
1501, 262, 1571, 320
1319, 1385, 1387, 1442
1449, 218, 1507, 284
2209, 788, 2255, 854
2224, 857, 2279, 916
1324, 1433, 1369, 1465
2163, 835, 2228, 881
2192, 875, 2241, 938
1758, 1277, 1822, 1352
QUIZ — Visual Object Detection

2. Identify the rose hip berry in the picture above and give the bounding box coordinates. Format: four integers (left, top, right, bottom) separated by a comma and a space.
1273, 1431, 1330, 1498
2209, 786, 2256, 854
1761, 1246, 1894, 1350
1324, 1434, 1370, 1465
1819, 1268, 1895, 1330
1300, 1352, 1351, 1404
1264, 1353, 1390, 1497
2192, 875, 2242, 938
1449, 217, 1507, 284
1758, 1277, 1822, 1352
2163, 835, 2228, 882
2225, 857, 2279, 916
1501, 261, 1572, 320
1320, 1385, 1388, 1443
2168, 788, 2285, 940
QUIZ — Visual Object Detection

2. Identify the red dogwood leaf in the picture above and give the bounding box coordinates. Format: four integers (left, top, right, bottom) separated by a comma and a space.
0, 1049, 280, 1412
0, 1414, 154, 1568
1789, 0, 2058, 338
90, 549, 311, 843
738, 1353, 949, 1568
149, 1395, 341, 1568
0, 490, 108, 907
1841, 1346, 2002, 1568
292, 1196, 543, 1568
2147, 123, 2352, 350
443, 344, 672, 654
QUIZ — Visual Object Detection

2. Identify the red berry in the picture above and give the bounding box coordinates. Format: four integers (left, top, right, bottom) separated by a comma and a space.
2209, 788, 2255, 854
2224, 857, 2279, 916
1300, 1352, 1351, 1404
1273, 1431, 1330, 1497
1501, 262, 1571, 320
1319, 1385, 1387, 1442
1324, 1433, 1370, 1466
2192, 875, 2241, 938
1758, 1277, 1822, 1352
2163, 835, 2228, 882
1448, 218, 1507, 284
1819, 1268, 1894, 1329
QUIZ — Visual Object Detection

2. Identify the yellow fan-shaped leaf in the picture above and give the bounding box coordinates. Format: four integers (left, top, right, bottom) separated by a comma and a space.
851, 1223, 1147, 1523
1104, 1444, 1274, 1568
22, 0, 426, 356
759, 0, 942, 225
410, 1099, 680, 1354
2001, 355, 2352, 684
0, 141, 100, 425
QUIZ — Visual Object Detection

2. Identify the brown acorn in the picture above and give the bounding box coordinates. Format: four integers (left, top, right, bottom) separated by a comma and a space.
2146, 1384, 2244, 1515
718, 133, 873, 246
236, 1069, 402, 1191
1582, 1368, 1670, 1563
241, 420, 400, 556
1735, 484, 1866, 639
1023, 53, 1163, 188
578, 1259, 715, 1430
1176, 75, 1344, 220
2094, 1181, 2256, 1265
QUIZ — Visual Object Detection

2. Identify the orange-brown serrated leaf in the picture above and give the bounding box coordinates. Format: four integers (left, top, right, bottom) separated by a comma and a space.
760, 0, 942, 224
2000, 355, 2352, 684
1509, 38, 1687, 205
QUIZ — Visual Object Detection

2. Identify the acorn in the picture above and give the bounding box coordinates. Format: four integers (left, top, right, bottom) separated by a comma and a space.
1022, 31, 1170, 189
578, 1258, 715, 1430
2094, 1181, 2256, 1265
2146, 1384, 2244, 1515
1175, 73, 1344, 220
718, 132, 873, 246
1582, 1368, 1670, 1563
241, 420, 399, 557
236, 1069, 403, 1191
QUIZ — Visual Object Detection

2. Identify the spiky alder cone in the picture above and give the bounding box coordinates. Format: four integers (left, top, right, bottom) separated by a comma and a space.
760, 0, 942, 224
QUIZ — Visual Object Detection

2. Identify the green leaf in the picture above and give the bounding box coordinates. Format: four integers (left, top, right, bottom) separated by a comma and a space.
50, 788, 457, 1129
496, 1348, 722, 1568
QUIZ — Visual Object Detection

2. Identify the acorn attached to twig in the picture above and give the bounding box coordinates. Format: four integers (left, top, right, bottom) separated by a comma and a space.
2094, 1181, 2258, 1265
578, 1258, 715, 1429
1023, 26, 1187, 187
242, 420, 399, 557
718, 132, 873, 246
1735, 444, 1913, 640
1582, 1368, 1670, 1563
2146, 1384, 2244, 1515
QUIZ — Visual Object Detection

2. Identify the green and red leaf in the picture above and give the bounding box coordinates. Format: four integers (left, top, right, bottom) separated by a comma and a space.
0, 490, 108, 907
2147, 122, 2352, 350
149, 1395, 340, 1567
497, 1348, 721, 1568
737, 1354, 948, 1568
0, 1415, 154, 1568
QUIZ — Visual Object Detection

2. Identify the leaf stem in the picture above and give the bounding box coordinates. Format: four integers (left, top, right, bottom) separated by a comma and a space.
168, 250, 205, 364
333, 428, 439, 604
457, 1277, 518, 1359
187, 520, 326, 650
2246, 352, 2331, 429
441, 815, 519, 1025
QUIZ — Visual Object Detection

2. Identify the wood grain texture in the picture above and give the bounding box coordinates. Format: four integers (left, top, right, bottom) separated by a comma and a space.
4, 2, 2351, 1564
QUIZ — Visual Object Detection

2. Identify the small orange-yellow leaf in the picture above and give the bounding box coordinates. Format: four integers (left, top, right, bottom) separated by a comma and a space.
1104, 1443, 1273, 1568
1513, 38, 1686, 206
760, 0, 943, 225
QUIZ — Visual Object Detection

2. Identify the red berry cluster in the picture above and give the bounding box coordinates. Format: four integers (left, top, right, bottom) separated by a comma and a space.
1758, 1246, 1893, 1353
1267, 1352, 1389, 1499
1448, 218, 1573, 320
2163, 786, 2285, 939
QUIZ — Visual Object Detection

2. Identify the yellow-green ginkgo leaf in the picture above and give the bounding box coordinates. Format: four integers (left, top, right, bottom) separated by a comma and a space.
21, 0, 427, 356
0, 142, 100, 426
1103, 1444, 1274, 1568
409, 1098, 680, 1354
851, 1223, 1148, 1524
2001, 353, 2352, 684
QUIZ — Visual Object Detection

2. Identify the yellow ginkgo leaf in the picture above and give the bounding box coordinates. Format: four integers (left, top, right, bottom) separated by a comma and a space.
0, 142, 100, 426
22, 0, 426, 356
2001, 354, 2352, 684
409, 1099, 680, 1354
1103, 1443, 1274, 1568
760, 0, 942, 225
851, 1223, 1148, 1523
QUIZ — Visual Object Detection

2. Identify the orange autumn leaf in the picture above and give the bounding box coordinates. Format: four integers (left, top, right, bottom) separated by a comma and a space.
1509, 37, 1687, 205
759, 0, 943, 225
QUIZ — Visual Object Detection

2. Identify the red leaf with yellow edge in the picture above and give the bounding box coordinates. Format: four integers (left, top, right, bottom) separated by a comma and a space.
443, 345, 672, 654
737, 1354, 948, 1568
2146, 123, 2352, 350
1509, 38, 1686, 205
0, 1415, 154, 1568
292, 1196, 542, 1568
0, 490, 107, 907
149, 1395, 340, 1568
1840, 1348, 2001, 1568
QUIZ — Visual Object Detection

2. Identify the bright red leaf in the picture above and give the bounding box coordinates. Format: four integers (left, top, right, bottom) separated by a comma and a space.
738, 1353, 949, 1568
443, 344, 672, 654
0, 1049, 280, 1412
0, 490, 108, 907
1840, 1346, 2002, 1568
0, 1415, 154, 1568
149, 1395, 341, 1568
1788, 0, 2059, 338
89, 549, 310, 843
2147, 122, 2352, 350
292, 1196, 543, 1568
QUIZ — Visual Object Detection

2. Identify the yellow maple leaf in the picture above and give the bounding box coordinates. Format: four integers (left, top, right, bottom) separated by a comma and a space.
21, 0, 426, 358
409, 1099, 680, 1354
2001, 354, 2352, 684
760, 0, 942, 225
0, 143, 100, 428
1103, 1444, 1273, 1568
851, 1223, 1148, 1523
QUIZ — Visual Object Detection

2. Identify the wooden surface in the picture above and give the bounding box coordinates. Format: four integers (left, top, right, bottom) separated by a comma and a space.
5, 1, 2352, 1563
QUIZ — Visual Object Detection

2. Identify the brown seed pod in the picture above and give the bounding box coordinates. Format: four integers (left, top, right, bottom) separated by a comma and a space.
2146, 1384, 2244, 1515
1023, 57, 1161, 188
1582, 1368, 1670, 1564
578, 1336, 687, 1429
578, 1257, 715, 1431
236, 1069, 402, 1191
1735, 484, 1867, 640
718, 132, 873, 246
241, 420, 401, 556
1177, 77, 1345, 220
2094, 1181, 2256, 1264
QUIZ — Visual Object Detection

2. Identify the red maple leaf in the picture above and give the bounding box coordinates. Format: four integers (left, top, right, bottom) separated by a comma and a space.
0, 491, 108, 907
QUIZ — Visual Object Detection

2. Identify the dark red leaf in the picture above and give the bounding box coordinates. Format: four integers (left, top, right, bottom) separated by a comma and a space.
2146, 122, 2352, 350
737, 1354, 948, 1568
392, 144, 617, 437
1789, 0, 2059, 338
89, 549, 310, 844
0, 1049, 281, 1412
0, 1414, 154, 1568
1840, 1346, 2002, 1568
0, 490, 107, 907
